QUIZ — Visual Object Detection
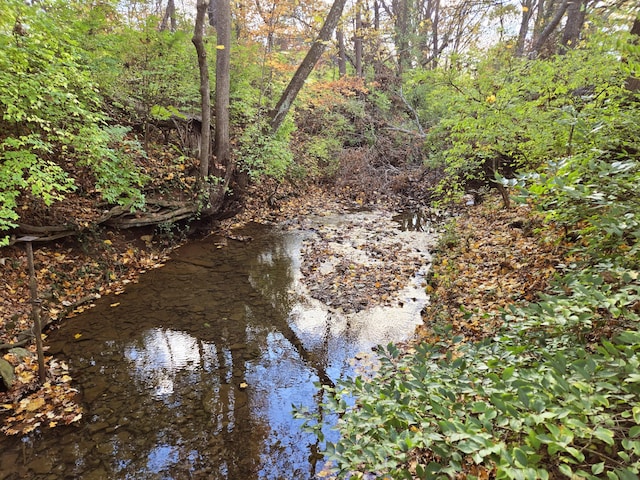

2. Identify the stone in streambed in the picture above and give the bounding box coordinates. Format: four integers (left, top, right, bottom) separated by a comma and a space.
0, 358, 15, 389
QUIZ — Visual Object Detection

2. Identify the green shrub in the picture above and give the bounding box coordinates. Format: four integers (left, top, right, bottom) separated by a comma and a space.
314, 331, 640, 479
236, 117, 295, 181
0, 1, 149, 244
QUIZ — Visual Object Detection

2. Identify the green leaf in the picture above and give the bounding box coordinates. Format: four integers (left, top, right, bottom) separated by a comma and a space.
592, 463, 605, 475
633, 406, 640, 424
559, 464, 573, 477
513, 447, 528, 467
593, 427, 615, 446
565, 446, 585, 463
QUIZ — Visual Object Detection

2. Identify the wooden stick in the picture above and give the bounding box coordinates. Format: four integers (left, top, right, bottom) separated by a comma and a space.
25, 241, 46, 383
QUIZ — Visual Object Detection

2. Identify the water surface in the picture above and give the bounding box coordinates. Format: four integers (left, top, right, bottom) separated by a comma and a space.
0, 216, 431, 479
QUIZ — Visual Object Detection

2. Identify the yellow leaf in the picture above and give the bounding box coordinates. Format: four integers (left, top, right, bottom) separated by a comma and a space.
216, 45, 225, 50
19, 371, 35, 382
61, 375, 73, 383
48, 421, 58, 428
74, 333, 82, 340
522, 6, 529, 11
25, 397, 45, 412
110, 302, 120, 308
1, 404, 13, 410
103, 239, 112, 245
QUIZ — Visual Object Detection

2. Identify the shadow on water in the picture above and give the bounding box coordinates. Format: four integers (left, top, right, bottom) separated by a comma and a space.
0, 220, 428, 479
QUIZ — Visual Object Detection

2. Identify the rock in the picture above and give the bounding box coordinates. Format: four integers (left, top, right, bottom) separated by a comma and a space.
0, 358, 15, 389
29, 456, 54, 475
87, 421, 110, 435
0, 453, 18, 479
8, 347, 32, 360
83, 383, 107, 403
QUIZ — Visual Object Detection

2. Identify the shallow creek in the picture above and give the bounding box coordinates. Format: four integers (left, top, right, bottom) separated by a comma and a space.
0, 211, 434, 479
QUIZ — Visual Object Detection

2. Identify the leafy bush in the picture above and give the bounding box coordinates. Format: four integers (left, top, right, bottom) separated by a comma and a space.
236, 118, 295, 181
0, 0, 148, 244
412, 41, 627, 203
305, 26, 640, 480
317, 332, 640, 479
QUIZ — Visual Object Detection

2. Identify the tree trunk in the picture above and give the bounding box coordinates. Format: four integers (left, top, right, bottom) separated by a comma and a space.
431, 0, 440, 68
215, 0, 231, 172
355, 1, 363, 78
374, 0, 380, 30
268, 0, 348, 133
160, 0, 176, 32
192, 0, 211, 180
208, 0, 218, 28
515, 0, 536, 57
531, 0, 568, 55
625, 15, 640, 92
559, 0, 588, 54
337, 28, 347, 77
394, 0, 410, 75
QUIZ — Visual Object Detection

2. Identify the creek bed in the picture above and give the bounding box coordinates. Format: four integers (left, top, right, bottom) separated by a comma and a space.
0, 211, 435, 479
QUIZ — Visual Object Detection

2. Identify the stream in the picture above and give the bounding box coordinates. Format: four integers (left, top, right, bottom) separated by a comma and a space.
0, 211, 434, 479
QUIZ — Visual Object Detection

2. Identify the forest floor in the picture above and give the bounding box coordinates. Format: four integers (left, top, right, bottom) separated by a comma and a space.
0, 178, 565, 436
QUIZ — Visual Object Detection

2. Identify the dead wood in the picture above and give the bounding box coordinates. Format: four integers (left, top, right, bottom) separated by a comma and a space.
11, 199, 202, 244
106, 203, 199, 228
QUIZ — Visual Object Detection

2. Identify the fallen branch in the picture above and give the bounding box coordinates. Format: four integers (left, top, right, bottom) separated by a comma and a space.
106, 203, 199, 228
10, 200, 202, 244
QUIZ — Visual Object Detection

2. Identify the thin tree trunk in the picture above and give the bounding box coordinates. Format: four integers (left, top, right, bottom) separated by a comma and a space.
337, 28, 347, 77
355, 1, 363, 77
431, 0, 440, 68
394, 0, 410, 75
192, 0, 211, 180
160, 0, 176, 32
515, 0, 536, 57
215, 0, 231, 170
374, 0, 380, 30
625, 16, 640, 92
269, 0, 348, 133
25, 241, 46, 383
531, 0, 568, 54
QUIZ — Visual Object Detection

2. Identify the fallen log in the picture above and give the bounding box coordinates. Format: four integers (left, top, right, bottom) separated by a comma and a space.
10, 200, 201, 244
106, 203, 199, 228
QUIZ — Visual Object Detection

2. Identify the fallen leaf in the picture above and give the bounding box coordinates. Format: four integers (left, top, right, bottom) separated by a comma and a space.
25, 396, 45, 412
